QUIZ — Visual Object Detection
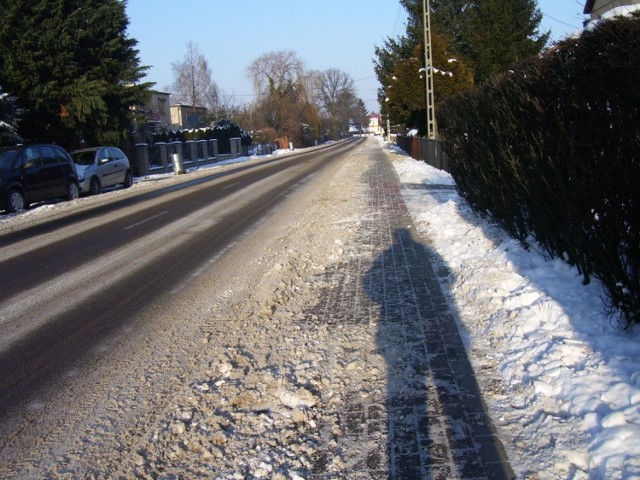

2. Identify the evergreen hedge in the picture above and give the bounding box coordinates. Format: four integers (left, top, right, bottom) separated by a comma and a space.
153, 120, 252, 154
437, 13, 640, 326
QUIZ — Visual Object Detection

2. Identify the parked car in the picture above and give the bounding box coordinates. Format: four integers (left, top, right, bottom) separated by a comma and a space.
0, 144, 80, 213
71, 146, 133, 195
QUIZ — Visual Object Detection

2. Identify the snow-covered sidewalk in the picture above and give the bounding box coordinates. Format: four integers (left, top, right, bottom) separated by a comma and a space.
387, 139, 640, 479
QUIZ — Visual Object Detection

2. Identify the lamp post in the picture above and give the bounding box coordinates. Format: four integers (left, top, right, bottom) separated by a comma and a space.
384, 89, 392, 141
423, 0, 437, 139
387, 115, 391, 141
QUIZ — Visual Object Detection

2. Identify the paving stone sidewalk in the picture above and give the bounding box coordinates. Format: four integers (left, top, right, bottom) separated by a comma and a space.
308, 146, 514, 479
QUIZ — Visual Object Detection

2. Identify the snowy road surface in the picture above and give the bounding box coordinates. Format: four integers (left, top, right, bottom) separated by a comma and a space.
0, 139, 370, 477
0, 140, 356, 413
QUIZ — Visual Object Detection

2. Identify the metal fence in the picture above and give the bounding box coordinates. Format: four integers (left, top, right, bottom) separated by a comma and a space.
395, 136, 449, 173
247, 143, 276, 156
134, 139, 279, 176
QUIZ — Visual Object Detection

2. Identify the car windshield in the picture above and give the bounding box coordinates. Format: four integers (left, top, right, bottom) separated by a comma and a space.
71, 151, 96, 166
0, 149, 18, 169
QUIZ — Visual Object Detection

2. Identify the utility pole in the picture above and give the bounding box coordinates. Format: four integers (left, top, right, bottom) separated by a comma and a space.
423, 0, 437, 139
387, 115, 391, 141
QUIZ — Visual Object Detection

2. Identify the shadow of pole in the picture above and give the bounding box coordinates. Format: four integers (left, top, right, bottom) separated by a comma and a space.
366, 227, 514, 479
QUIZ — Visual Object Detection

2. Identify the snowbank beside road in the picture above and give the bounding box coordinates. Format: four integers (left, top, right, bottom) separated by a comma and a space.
386, 140, 640, 479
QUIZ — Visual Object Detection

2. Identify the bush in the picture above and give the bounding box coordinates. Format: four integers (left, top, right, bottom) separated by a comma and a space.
437, 13, 640, 326
0, 89, 22, 146
152, 120, 252, 154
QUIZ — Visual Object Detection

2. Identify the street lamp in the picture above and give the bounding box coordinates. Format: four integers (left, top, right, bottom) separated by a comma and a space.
419, 66, 454, 77
385, 86, 392, 142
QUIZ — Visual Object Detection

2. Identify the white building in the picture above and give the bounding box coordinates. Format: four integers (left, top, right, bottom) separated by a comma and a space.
584, 0, 640, 28
367, 114, 384, 136
131, 90, 172, 134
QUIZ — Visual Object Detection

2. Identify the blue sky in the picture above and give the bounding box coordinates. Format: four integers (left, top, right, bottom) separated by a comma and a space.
125, 1, 588, 114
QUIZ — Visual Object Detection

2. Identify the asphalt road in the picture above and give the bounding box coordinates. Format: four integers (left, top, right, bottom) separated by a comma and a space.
0, 138, 364, 414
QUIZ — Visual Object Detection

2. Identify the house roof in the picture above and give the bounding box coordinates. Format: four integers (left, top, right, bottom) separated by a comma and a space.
584, 0, 640, 14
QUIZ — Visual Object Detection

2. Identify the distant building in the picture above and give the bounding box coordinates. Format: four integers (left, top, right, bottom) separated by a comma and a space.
170, 104, 208, 130
584, 0, 640, 28
131, 90, 172, 134
367, 114, 384, 136
129, 89, 172, 143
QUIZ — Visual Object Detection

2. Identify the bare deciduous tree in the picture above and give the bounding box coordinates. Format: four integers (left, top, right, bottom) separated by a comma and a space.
313, 68, 358, 138
316, 68, 355, 112
171, 41, 219, 127
246, 50, 319, 146
312, 68, 370, 139
247, 50, 306, 97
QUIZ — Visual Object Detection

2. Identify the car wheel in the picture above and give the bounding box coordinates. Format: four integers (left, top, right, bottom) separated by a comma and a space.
89, 177, 101, 195
123, 171, 133, 188
67, 181, 80, 201
6, 188, 26, 213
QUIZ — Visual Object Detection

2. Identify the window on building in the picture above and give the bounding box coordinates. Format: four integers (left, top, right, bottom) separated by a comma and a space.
158, 98, 166, 114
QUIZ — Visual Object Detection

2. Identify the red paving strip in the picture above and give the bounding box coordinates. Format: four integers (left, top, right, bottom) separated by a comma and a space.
307, 147, 514, 479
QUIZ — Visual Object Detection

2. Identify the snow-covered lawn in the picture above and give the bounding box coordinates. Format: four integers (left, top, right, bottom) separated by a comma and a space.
386, 139, 640, 479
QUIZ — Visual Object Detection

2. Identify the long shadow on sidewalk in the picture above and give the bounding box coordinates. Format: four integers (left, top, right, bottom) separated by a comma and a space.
366, 227, 514, 479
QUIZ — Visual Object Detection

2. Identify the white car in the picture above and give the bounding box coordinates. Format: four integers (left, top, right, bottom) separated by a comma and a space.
71, 146, 133, 195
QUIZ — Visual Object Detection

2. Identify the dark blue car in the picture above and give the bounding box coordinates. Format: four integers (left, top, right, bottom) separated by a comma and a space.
0, 144, 80, 213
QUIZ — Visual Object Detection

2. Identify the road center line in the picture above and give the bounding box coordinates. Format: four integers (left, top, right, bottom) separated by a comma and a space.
124, 211, 169, 230
222, 182, 240, 190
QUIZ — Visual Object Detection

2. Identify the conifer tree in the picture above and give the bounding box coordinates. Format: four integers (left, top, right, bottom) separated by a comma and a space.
374, 0, 474, 134
383, 32, 473, 135
0, 0, 152, 146
464, 0, 549, 83
377, 0, 549, 88
0, 87, 22, 145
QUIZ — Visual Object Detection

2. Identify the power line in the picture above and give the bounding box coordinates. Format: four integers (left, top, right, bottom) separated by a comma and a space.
392, 3, 405, 38
542, 12, 581, 30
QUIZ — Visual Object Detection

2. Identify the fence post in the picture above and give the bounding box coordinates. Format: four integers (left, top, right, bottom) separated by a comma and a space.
186, 140, 198, 167
436, 140, 447, 171
198, 140, 208, 162
230, 137, 240, 158
209, 139, 218, 159
135, 143, 149, 176
156, 142, 168, 172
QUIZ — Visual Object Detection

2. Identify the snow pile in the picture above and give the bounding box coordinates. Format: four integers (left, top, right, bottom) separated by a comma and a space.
384, 140, 640, 479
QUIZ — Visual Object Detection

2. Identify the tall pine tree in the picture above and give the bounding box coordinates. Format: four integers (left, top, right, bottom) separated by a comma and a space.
464, 0, 549, 83
377, 0, 549, 89
0, 0, 152, 146
383, 34, 474, 136
374, 0, 474, 134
